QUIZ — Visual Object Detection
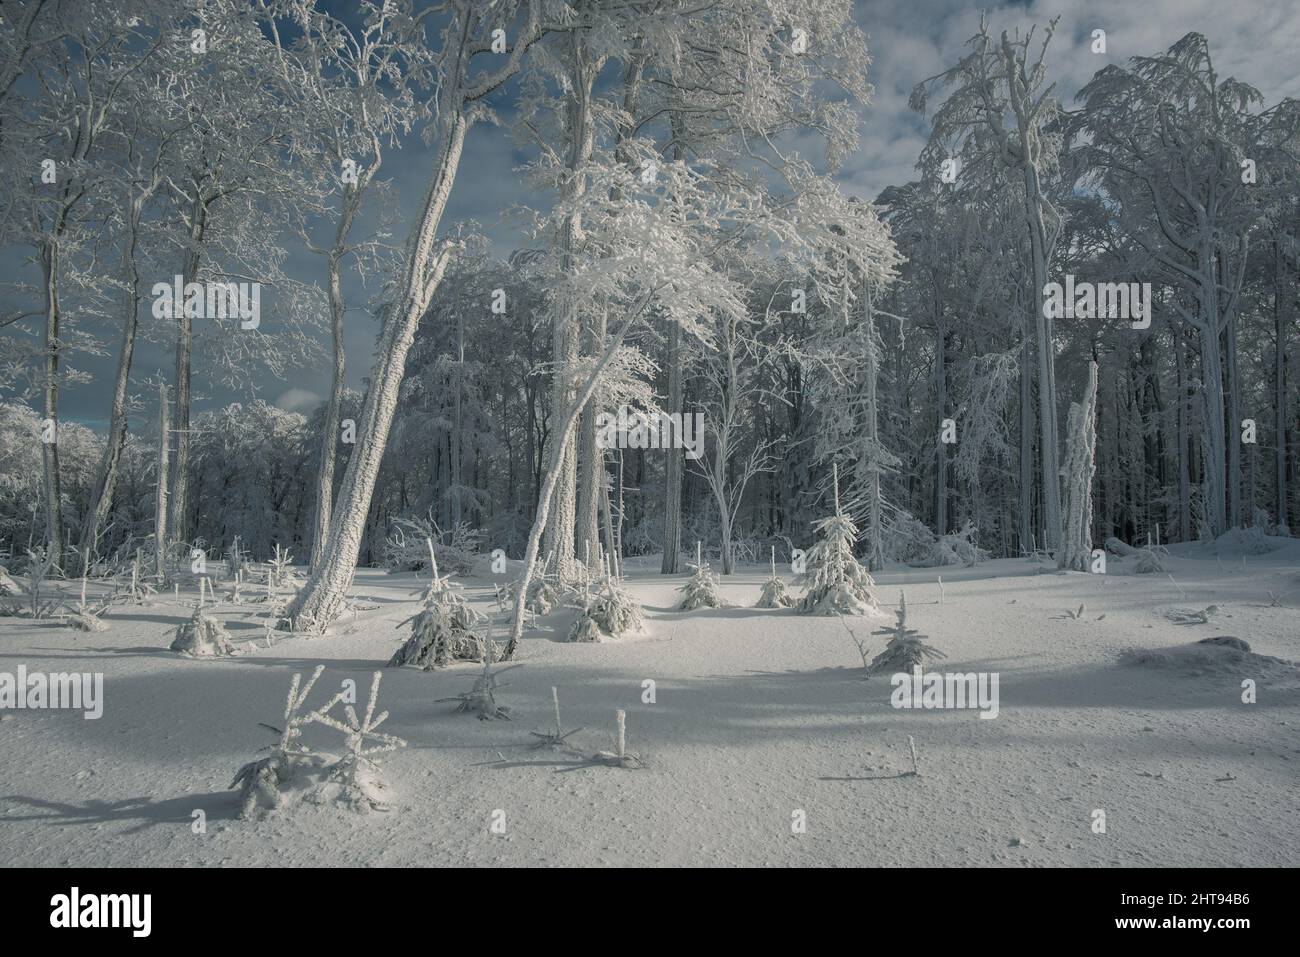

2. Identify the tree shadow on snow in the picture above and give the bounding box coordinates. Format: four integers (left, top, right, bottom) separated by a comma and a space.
1, 790, 239, 834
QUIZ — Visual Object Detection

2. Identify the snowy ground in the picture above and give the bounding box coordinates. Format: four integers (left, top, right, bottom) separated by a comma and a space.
2, 541, 1298, 867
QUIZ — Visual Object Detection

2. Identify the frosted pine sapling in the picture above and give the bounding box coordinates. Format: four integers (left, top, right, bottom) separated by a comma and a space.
229, 665, 334, 819
171, 598, 243, 658
303, 671, 407, 812
569, 559, 643, 641
866, 592, 945, 677
678, 541, 728, 610
590, 709, 642, 769
389, 544, 491, 668
755, 546, 795, 608
797, 465, 880, 616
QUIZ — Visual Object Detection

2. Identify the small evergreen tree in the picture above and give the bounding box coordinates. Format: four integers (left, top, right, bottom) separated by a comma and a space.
755, 546, 795, 608
678, 541, 728, 610
797, 464, 880, 615
388, 545, 491, 668
866, 592, 945, 677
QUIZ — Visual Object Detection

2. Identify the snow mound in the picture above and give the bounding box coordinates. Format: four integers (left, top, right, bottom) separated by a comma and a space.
1120, 636, 1298, 678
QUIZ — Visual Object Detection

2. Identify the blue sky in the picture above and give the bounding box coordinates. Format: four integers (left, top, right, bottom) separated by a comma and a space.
7, 0, 1299, 429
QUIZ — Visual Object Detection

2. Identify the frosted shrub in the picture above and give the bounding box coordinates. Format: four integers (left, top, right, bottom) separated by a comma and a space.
439, 633, 518, 720
928, 520, 990, 567
384, 513, 482, 576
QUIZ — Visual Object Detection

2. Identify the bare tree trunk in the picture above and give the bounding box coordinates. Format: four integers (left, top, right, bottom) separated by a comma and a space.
544, 32, 596, 581
1018, 286, 1034, 551
1226, 311, 1242, 528
863, 280, 884, 571
167, 197, 207, 549
1175, 326, 1192, 541
575, 307, 606, 564
311, 245, 347, 570
154, 382, 169, 581
661, 320, 684, 572
39, 236, 64, 561
1277, 238, 1290, 530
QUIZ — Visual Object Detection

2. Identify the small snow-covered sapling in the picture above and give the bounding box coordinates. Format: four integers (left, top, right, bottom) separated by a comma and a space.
305, 671, 407, 811
796, 465, 879, 616
438, 630, 519, 720
755, 546, 795, 609
678, 541, 728, 610
529, 686, 583, 750
866, 592, 945, 678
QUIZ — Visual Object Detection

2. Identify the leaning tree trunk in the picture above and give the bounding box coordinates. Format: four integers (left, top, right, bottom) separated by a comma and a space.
1059, 361, 1099, 570
284, 110, 470, 632
80, 193, 148, 570
508, 288, 660, 657
310, 165, 373, 572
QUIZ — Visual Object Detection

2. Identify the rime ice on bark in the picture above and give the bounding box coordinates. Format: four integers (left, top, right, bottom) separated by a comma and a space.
797, 467, 879, 616
171, 605, 242, 657
755, 547, 795, 608
866, 592, 945, 677
388, 548, 492, 668
677, 542, 728, 610
569, 566, 643, 641
1059, 362, 1099, 572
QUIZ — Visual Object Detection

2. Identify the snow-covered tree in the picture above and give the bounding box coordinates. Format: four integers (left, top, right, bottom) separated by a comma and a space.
797, 464, 880, 616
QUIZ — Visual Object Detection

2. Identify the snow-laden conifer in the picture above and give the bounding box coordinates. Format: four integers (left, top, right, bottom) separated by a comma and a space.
866, 592, 945, 677
171, 599, 242, 657
569, 560, 643, 641
797, 465, 880, 616
678, 541, 728, 610
389, 544, 492, 668
755, 546, 795, 608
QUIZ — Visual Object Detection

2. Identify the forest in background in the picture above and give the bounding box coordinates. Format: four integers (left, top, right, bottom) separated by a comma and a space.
1, 2, 1297, 622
